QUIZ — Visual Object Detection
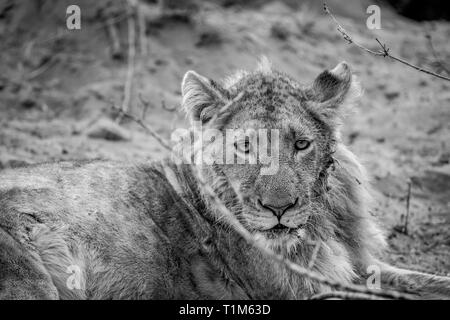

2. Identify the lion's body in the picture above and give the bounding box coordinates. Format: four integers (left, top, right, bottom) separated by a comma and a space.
0, 145, 386, 300
0, 160, 184, 299
1, 60, 449, 299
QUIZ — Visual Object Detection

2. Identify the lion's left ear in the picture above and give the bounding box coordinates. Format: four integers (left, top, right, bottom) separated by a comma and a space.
307, 62, 362, 119
181, 70, 228, 125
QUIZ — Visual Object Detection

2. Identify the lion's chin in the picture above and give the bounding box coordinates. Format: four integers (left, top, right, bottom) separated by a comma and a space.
254, 228, 306, 253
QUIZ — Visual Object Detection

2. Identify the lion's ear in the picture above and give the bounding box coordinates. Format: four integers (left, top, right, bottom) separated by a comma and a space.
308, 62, 362, 119
181, 71, 227, 124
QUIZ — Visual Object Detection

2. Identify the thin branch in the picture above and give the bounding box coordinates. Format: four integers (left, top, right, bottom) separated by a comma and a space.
116, 0, 137, 123
32, 12, 130, 48
402, 180, 412, 235
425, 33, 450, 75
105, 15, 123, 60
112, 105, 171, 151
111, 101, 414, 300
188, 174, 414, 299
25, 56, 59, 80
310, 291, 387, 300
307, 240, 322, 270
206, 92, 245, 126
190, 92, 246, 161
323, 3, 450, 82
97, 13, 131, 32
138, 92, 153, 120
137, 1, 148, 56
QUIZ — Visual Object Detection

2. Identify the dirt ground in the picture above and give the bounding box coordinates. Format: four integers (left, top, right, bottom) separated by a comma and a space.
0, 0, 449, 275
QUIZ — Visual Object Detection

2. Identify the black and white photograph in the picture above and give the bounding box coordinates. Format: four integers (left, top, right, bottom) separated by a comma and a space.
0, 0, 449, 303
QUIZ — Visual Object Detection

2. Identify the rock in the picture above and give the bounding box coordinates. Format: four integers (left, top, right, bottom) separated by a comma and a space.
7, 159, 30, 168
411, 170, 450, 204
0, 159, 30, 169
347, 131, 360, 145
21, 98, 37, 109
154, 58, 168, 66
270, 22, 291, 41
385, 91, 400, 101
434, 152, 450, 166
86, 118, 131, 141
374, 174, 408, 199
196, 29, 223, 47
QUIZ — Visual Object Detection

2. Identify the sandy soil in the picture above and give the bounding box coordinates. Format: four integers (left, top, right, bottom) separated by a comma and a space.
0, 0, 449, 275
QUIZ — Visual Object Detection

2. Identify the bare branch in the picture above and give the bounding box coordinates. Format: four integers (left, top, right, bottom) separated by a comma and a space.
116, 0, 137, 123
425, 33, 450, 75
105, 15, 123, 60
21, 11, 129, 52
25, 56, 59, 80
307, 240, 322, 270
138, 92, 153, 120
206, 92, 245, 127
193, 180, 414, 299
111, 99, 414, 300
402, 180, 412, 235
137, 1, 148, 56
111, 105, 172, 151
323, 3, 450, 82
310, 291, 387, 300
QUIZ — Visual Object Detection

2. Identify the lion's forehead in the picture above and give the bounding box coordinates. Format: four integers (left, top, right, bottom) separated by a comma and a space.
227, 98, 314, 134
229, 74, 308, 121
225, 116, 315, 142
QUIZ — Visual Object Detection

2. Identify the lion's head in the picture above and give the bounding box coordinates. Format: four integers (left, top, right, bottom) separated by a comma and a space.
178, 58, 361, 251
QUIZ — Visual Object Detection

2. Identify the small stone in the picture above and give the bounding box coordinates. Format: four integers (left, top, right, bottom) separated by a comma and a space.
385, 91, 400, 101
86, 118, 131, 141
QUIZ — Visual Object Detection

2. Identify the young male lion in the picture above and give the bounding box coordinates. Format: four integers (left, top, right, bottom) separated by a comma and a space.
0, 60, 449, 299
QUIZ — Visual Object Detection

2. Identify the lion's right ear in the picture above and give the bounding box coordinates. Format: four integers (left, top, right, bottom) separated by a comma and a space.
307, 62, 362, 121
181, 71, 227, 124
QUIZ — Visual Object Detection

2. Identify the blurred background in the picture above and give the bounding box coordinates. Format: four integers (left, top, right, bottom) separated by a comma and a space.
0, 0, 449, 275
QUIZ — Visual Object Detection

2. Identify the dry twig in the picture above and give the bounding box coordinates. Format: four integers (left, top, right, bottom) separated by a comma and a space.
116, 0, 137, 123
206, 92, 246, 126
307, 240, 322, 270
138, 92, 153, 120
310, 291, 387, 300
323, 3, 450, 82
112, 98, 414, 300
25, 56, 59, 80
112, 105, 171, 151
105, 16, 123, 60
137, 1, 148, 56
402, 180, 412, 235
425, 33, 450, 75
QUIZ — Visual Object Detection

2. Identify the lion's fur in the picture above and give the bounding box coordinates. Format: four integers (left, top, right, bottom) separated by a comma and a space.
1, 61, 449, 299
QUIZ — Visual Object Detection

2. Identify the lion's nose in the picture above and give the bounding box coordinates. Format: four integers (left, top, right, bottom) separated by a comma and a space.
258, 198, 298, 218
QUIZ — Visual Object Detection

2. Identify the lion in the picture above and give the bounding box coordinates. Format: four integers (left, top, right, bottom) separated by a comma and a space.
0, 59, 449, 299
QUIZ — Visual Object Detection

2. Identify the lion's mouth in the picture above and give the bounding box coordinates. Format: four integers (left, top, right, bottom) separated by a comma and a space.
263, 224, 297, 239
272, 224, 290, 231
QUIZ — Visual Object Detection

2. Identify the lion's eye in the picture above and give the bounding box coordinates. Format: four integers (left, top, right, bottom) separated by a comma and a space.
294, 139, 311, 151
235, 138, 251, 154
